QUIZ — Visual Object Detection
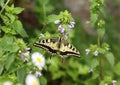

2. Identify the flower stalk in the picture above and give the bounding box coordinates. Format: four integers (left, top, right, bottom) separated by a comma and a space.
0, 0, 10, 14
97, 32, 103, 81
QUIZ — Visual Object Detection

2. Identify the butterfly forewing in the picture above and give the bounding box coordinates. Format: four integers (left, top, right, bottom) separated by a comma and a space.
34, 38, 59, 55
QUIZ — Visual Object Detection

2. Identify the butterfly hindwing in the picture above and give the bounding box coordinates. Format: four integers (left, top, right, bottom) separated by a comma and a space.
34, 38, 59, 55
59, 40, 80, 57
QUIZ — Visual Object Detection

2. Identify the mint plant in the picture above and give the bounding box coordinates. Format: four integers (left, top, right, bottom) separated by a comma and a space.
0, 0, 118, 85
85, 0, 115, 84
0, 0, 28, 84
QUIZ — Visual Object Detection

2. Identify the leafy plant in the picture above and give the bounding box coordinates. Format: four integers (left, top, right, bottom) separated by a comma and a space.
0, 0, 28, 84
0, 0, 119, 85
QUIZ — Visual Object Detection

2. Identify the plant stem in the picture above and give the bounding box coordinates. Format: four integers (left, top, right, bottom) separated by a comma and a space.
42, 3, 46, 24
99, 55, 102, 81
97, 33, 100, 47
0, 0, 10, 14
98, 33, 103, 81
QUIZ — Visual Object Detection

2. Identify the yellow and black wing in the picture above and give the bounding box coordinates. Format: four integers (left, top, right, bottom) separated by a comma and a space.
59, 39, 80, 57
34, 38, 59, 55
34, 37, 80, 58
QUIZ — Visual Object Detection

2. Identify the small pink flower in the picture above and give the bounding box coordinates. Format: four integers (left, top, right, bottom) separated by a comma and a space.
68, 21, 75, 30
94, 50, 99, 56
104, 83, 108, 85
20, 52, 25, 58
70, 21, 75, 25
85, 49, 90, 55
112, 80, 117, 85
68, 25, 73, 30
35, 71, 42, 77
88, 68, 93, 73
19, 48, 31, 62
54, 19, 61, 24
58, 25, 65, 33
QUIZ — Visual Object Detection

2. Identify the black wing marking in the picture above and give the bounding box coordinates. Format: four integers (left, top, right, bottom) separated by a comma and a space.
60, 51, 80, 57
33, 38, 59, 54
59, 40, 80, 57
34, 43, 57, 54
34, 37, 80, 58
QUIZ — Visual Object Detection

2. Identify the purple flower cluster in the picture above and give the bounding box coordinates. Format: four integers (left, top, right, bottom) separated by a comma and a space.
85, 49, 90, 55
94, 50, 99, 56
54, 19, 61, 24
54, 19, 75, 33
58, 25, 65, 33
85, 48, 99, 56
68, 21, 75, 30
19, 48, 31, 62
35, 71, 42, 77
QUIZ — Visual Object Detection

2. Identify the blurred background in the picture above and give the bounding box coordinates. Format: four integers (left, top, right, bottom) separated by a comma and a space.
12, 0, 120, 85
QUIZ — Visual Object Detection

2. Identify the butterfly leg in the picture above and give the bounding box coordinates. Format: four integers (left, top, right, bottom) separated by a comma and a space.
61, 57, 65, 63
50, 55, 52, 59
50, 54, 53, 59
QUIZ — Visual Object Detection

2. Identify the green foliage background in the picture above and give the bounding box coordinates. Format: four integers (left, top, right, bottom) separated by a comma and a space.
0, 0, 120, 85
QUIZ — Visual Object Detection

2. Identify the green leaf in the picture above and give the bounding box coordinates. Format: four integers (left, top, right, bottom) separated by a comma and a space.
67, 69, 78, 81
98, 48, 106, 54
92, 72, 99, 80
0, 64, 4, 75
16, 39, 27, 50
12, 20, 28, 37
2, 26, 11, 33
0, 0, 5, 7
99, 81, 105, 85
5, 4, 24, 14
61, 81, 74, 85
5, 5, 14, 13
90, 14, 98, 26
1, 15, 10, 25
116, 81, 120, 85
48, 57, 65, 80
52, 71, 65, 80
114, 62, 120, 75
105, 52, 114, 67
97, 28, 105, 38
90, 58, 99, 68
39, 76, 47, 85
1, 35, 14, 51
44, 32, 51, 38
45, 5, 54, 13
17, 67, 26, 84
0, 47, 3, 58
102, 43, 110, 51
5, 54, 15, 70
13, 7, 24, 14
90, 44, 97, 52
8, 43, 19, 52
103, 76, 112, 83
5, 13, 15, 23
47, 14, 60, 23
1, 36, 19, 52
78, 65, 89, 75
1, 26, 17, 35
